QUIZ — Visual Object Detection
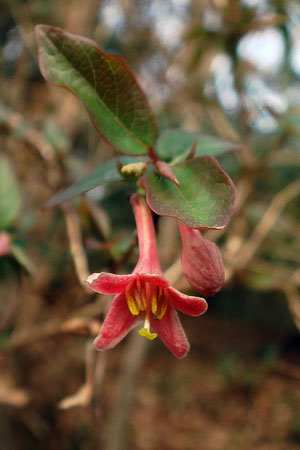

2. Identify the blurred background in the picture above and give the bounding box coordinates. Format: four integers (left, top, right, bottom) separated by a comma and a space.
1, 0, 300, 449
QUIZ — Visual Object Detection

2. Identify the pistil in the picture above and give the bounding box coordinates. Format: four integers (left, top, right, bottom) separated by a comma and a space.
138, 308, 157, 340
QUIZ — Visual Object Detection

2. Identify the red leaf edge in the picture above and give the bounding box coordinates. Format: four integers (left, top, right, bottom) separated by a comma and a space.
35, 24, 158, 155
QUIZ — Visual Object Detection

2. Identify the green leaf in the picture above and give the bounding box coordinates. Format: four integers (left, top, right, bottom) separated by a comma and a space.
156, 130, 195, 163
44, 157, 135, 208
138, 156, 236, 229
36, 25, 157, 155
0, 157, 21, 228
195, 134, 239, 158
11, 244, 35, 275
156, 129, 238, 164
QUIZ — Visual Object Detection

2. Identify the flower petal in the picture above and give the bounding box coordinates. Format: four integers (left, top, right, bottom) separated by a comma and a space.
86, 272, 136, 294
167, 286, 208, 317
94, 292, 139, 350
150, 306, 190, 358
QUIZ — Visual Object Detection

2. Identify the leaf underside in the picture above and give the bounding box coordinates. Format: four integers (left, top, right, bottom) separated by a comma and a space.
139, 156, 236, 229
36, 25, 157, 155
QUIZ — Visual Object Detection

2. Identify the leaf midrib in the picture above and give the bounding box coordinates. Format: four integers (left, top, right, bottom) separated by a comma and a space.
44, 31, 152, 152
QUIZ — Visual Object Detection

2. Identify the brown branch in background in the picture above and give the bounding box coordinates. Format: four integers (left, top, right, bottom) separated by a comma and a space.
7, 296, 109, 350
225, 179, 300, 281
207, 105, 241, 145
0, 103, 61, 187
0, 104, 55, 161
58, 342, 96, 409
0, 373, 30, 408
93, 352, 107, 418
8, 0, 37, 58
63, 204, 91, 290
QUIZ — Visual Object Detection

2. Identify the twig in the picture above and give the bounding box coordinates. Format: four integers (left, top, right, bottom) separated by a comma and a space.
0, 103, 61, 187
7, 295, 109, 350
226, 180, 300, 280
0, 104, 56, 161
63, 204, 91, 290
58, 342, 95, 409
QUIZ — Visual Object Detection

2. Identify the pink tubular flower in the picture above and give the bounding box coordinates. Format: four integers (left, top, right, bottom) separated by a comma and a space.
86, 194, 207, 358
178, 222, 224, 297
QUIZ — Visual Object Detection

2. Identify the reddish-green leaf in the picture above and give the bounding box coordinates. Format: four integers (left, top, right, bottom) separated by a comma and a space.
36, 25, 157, 155
138, 156, 236, 229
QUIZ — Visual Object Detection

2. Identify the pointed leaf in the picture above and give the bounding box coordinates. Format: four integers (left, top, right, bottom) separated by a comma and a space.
45, 158, 128, 208
156, 129, 238, 164
156, 130, 195, 163
0, 157, 21, 228
195, 134, 239, 158
138, 156, 236, 229
36, 25, 157, 155
11, 244, 35, 275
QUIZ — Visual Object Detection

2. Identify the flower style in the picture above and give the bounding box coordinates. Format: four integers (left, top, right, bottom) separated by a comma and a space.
178, 222, 224, 297
86, 194, 207, 358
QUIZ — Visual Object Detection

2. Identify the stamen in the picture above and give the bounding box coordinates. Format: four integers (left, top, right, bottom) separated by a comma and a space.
151, 285, 157, 315
126, 285, 139, 316
141, 283, 147, 310
134, 286, 145, 310
135, 278, 145, 310
155, 293, 167, 319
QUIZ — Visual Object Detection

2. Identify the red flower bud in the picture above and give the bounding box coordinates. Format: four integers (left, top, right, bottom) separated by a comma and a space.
179, 222, 224, 296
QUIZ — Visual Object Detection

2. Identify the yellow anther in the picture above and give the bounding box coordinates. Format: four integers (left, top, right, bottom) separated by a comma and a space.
138, 328, 157, 340
151, 286, 157, 315
155, 294, 167, 320
126, 284, 139, 316
127, 294, 139, 316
